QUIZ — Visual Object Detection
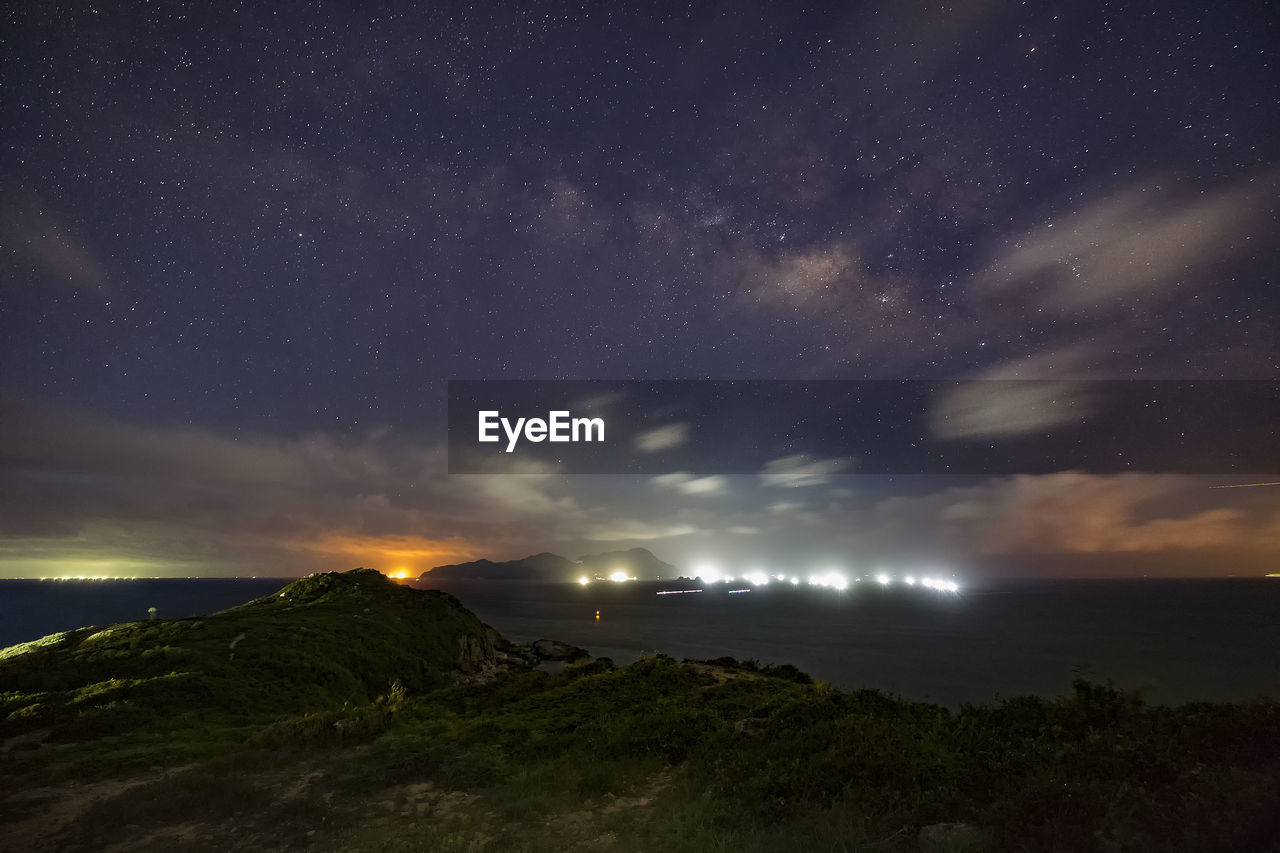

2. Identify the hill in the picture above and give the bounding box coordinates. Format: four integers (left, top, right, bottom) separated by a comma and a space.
576, 547, 677, 579
421, 547, 677, 581
0, 568, 499, 740
421, 551, 579, 581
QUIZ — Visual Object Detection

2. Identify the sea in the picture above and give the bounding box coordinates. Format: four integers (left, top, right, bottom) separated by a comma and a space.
1, 576, 1277, 708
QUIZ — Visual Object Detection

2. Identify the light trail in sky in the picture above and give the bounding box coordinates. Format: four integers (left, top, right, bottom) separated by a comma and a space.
1208, 482, 1280, 489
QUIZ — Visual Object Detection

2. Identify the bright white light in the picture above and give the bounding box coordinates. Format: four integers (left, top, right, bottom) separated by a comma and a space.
609, 570, 635, 582
577, 576, 590, 585
904, 576, 917, 586
875, 573, 891, 586
693, 563, 721, 583
745, 571, 770, 586
790, 576, 800, 585
806, 570, 849, 590
943, 580, 959, 592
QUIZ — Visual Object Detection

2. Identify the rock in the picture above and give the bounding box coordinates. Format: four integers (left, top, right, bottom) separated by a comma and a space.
530, 639, 590, 661
457, 634, 495, 674
457, 628, 590, 681
917, 822, 993, 853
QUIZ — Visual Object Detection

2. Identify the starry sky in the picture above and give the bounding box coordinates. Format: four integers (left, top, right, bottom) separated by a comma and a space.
1, 0, 1277, 579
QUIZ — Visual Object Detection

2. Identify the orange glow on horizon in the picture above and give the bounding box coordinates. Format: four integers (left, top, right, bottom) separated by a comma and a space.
295, 533, 480, 571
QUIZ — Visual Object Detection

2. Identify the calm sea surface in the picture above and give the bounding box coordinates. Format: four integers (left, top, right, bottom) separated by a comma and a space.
2, 577, 1277, 707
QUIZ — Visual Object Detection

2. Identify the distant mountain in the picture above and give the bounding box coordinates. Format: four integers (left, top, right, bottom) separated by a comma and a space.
576, 548, 677, 580
421, 552, 579, 581
421, 547, 677, 581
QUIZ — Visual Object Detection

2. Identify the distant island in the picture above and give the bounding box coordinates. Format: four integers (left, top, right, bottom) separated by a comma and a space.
421, 546, 677, 582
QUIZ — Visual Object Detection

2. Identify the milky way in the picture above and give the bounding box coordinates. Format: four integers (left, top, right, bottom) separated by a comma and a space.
1, 2, 1276, 577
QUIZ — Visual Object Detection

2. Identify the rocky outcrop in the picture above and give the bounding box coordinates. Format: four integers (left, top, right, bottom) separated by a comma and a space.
457, 633, 496, 676
459, 626, 592, 682
530, 639, 590, 661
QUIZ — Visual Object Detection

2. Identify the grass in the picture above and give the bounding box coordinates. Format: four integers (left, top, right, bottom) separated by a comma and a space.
0, 569, 488, 743
2, 569, 1278, 852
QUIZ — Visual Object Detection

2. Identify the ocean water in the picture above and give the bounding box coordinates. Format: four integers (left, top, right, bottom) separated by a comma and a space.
2, 577, 1277, 708
0, 578, 287, 649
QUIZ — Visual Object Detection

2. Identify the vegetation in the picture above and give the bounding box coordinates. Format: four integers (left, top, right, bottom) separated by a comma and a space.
2, 569, 1277, 851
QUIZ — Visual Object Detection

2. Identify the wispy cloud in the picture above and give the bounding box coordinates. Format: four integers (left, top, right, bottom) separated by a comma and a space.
760, 454, 852, 488
635, 423, 690, 452
651, 472, 728, 496
976, 170, 1279, 310
1, 201, 108, 292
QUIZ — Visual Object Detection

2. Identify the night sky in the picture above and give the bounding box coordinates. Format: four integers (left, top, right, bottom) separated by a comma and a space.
2, 1, 1277, 579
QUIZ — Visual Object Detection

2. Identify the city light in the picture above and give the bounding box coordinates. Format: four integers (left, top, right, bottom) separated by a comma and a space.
808, 570, 849, 590
692, 563, 722, 584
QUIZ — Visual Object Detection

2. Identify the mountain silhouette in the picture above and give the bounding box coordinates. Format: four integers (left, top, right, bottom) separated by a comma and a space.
421, 547, 675, 581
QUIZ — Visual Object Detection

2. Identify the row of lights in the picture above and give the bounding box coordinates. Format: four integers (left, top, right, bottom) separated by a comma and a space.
695, 565, 960, 593
572, 566, 961, 594
41, 576, 146, 581
579, 566, 961, 593
577, 570, 639, 585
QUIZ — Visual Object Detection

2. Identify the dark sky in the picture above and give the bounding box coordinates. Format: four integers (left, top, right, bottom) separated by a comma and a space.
2, 1, 1277, 579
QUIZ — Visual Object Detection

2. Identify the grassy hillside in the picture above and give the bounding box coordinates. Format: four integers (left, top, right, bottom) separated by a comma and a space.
0, 569, 491, 743
2, 570, 1278, 852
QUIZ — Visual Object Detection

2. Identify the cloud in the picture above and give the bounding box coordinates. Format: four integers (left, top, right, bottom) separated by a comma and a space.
0, 399, 591, 575
930, 381, 1094, 440
4, 399, 1276, 580
572, 389, 628, 412
296, 532, 481, 564
929, 345, 1106, 438
576, 519, 705, 542
976, 170, 1279, 310
674, 475, 727, 496
635, 422, 689, 452
760, 454, 852, 488
1, 200, 108, 292
858, 472, 1280, 556
651, 472, 727, 496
